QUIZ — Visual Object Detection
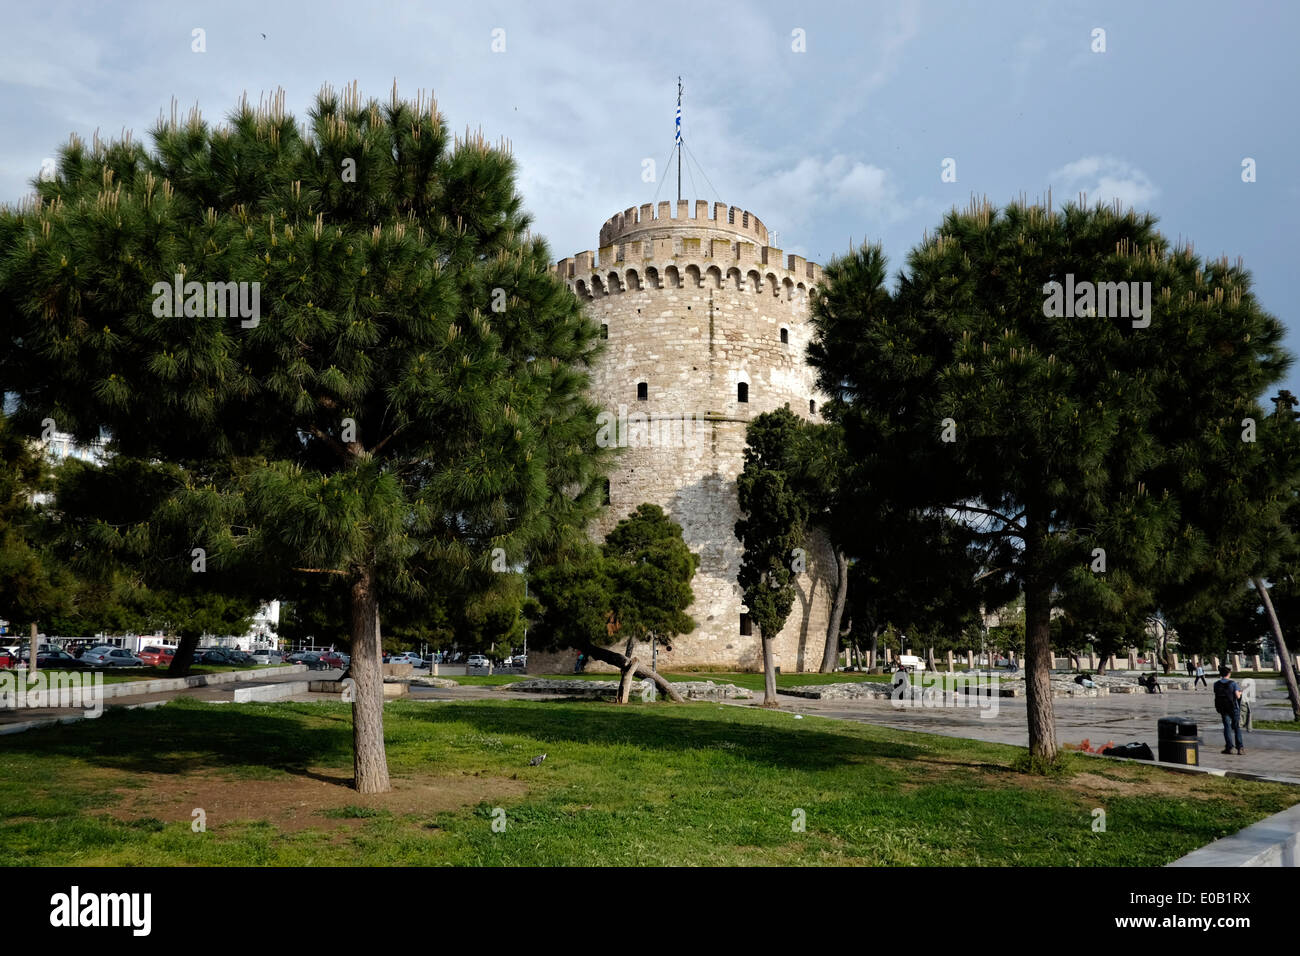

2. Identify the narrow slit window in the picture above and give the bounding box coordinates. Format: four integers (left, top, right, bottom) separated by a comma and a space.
601, 323, 608, 339
809, 399, 816, 414
601, 478, 611, 505
780, 327, 789, 344
737, 382, 749, 403
637, 381, 648, 401
740, 613, 753, 636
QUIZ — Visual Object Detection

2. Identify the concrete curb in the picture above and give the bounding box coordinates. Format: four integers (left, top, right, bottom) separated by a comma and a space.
0, 697, 171, 735
1168, 803, 1300, 867
0, 664, 308, 711
1075, 748, 1300, 786
232, 680, 312, 703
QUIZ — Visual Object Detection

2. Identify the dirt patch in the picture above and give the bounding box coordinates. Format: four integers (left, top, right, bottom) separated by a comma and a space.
106, 769, 529, 832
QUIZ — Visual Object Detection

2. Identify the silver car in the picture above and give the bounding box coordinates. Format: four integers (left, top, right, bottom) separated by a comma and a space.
81, 646, 145, 668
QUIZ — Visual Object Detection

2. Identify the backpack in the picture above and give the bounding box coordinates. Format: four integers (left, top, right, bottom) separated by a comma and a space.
1213, 679, 1237, 715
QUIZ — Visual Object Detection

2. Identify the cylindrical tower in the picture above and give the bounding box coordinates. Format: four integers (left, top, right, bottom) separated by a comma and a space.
552, 199, 834, 672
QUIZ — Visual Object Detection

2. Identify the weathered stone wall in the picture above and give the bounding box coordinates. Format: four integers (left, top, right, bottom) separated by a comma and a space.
553, 201, 835, 672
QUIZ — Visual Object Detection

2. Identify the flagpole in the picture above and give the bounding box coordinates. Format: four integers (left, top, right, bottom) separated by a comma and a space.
676, 77, 682, 203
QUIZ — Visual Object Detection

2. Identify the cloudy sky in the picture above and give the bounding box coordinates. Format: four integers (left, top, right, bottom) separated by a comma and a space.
3, 0, 1297, 387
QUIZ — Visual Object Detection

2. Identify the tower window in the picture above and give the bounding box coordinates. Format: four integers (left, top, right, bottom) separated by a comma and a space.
740, 613, 753, 636
780, 327, 789, 344
737, 382, 749, 403
601, 323, 608, 339
601, 478, 611, 505
637, 381, 648, 401
809, 399, 816, 414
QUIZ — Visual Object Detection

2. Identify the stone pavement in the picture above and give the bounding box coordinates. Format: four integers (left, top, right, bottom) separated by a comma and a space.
749, 680, 1300, 783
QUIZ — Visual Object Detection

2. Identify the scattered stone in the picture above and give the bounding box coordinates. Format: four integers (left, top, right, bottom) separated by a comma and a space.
502, 678, 751, 700
407, 676, 460, 688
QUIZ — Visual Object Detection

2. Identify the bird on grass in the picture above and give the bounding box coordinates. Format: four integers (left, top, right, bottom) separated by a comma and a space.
528, 754, 547, 766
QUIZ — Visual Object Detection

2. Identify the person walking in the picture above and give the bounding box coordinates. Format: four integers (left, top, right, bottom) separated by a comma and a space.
1213, 664, 1245, 755
1194, 662, 1208, 688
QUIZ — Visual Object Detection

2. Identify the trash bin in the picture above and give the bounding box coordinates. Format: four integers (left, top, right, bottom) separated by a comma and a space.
1157, 716, 1198, 765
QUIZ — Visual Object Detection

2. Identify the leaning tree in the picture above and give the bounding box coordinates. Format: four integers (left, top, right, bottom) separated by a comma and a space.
0, 84, 610, 792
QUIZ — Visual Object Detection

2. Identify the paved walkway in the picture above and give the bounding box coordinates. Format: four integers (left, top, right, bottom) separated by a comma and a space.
752, 682, 1300, 783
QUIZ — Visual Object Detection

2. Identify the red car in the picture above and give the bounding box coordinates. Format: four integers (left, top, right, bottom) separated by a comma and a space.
0, 648, 20, 668
138, 646, 176, 667
319, 651, 345, 668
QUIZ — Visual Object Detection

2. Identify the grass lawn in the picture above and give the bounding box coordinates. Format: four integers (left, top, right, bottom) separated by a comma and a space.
1, 697, 1295, 866
1255, 719, 1300, 731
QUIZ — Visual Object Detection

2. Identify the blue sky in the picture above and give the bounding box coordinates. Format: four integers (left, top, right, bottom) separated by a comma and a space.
3, 0, 1297, 389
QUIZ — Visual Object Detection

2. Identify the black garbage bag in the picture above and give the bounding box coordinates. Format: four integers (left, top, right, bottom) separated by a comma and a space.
1102, 741, 1154, 760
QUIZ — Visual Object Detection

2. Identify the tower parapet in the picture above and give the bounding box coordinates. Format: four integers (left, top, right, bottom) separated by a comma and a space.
598, 199, 769, 247
557, 200, 821, 298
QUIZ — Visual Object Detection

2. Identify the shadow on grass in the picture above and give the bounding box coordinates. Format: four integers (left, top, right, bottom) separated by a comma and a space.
407, 699, 932, 770
0, 699, 353, 778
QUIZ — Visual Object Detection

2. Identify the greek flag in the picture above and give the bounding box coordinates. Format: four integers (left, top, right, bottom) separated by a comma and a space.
675, 103, 681, 145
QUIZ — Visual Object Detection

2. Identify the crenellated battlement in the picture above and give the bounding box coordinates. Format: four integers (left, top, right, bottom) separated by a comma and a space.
598, 199, 768, 247
554, 236, 821, 300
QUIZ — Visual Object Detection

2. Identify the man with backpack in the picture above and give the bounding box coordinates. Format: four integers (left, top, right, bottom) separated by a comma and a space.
1213, 665, 1245, 755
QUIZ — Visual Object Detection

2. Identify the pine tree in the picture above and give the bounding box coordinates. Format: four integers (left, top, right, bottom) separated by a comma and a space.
809, 199, 1290, 763
0, 85, 610, 792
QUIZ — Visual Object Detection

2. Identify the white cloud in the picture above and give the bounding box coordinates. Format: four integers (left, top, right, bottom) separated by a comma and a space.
1049, 155, 1158, 209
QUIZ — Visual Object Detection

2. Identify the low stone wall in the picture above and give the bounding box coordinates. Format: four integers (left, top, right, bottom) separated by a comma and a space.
0, 664, 308, 710
502, 678, 752, 701
310, 680, 408, 698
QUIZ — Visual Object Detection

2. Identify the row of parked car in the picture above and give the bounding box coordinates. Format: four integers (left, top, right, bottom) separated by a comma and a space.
0, 643, 289, 670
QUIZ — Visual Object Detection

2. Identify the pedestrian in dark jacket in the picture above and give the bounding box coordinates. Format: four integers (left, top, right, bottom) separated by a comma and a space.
1213, 665, 1245, 755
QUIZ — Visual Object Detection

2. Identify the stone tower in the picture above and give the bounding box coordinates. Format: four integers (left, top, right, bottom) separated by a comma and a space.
551, 199, 835, 672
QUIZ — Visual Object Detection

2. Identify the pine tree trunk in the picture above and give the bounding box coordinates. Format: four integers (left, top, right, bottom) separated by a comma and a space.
616, 656, 640, 704
1252, 577, 1300, 720
1023, 514, 1058, 763
583, 643, 685, 702
167, 630, 202, 677
761, 632, 779, 708
820, 548, 850, 672
350, 564, 390, 793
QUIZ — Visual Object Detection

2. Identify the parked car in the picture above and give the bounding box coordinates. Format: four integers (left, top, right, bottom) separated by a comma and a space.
193, 648, 233, 665
138, 646, 176, 667
226, 650, 256, 665
81, 647, 145, 668
286, 652, 328, 670
250, 649, 281, 665
466, 654, 490, 668
319, 651, 345, 668
35, 649, 83, 669
0, 647, 22, 668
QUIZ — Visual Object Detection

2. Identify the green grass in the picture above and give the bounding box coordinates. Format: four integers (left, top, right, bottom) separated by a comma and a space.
1255, 718, 1300, 731
1, 696, 1295, 866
